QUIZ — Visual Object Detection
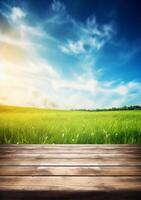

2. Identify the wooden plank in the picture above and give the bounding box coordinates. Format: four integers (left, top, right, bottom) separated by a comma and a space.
0, 176, 141, 191
1, 145, 141, 155
0, 166, 141, 176
0, 158, 140, 166
0, 153, 141, 159
1, 149, 141, 154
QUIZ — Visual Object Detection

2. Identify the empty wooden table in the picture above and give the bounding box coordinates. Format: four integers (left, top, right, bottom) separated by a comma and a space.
0, 144, 141, 199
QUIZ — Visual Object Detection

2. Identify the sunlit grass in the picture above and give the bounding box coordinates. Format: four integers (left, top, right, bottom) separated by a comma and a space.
0, 105, 141, 144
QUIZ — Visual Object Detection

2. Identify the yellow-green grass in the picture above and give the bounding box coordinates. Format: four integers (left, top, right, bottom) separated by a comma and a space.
0, 105, 141, 144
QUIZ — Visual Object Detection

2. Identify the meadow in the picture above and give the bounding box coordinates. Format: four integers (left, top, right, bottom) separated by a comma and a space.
0, 105, 141, 144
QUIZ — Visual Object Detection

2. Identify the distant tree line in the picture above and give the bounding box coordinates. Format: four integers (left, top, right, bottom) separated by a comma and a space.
73, 105, 141, 112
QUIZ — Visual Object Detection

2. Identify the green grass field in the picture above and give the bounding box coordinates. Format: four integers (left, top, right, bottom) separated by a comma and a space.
0, 105, 141, 144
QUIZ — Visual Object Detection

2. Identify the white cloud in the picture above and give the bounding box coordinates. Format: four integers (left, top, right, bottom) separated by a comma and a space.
45, 1, 114, 55
59, 16, 114, 55
60, 40, 85, 55
11, 7, 26, 21
51, 0, 66, 12
115, 85, 128, 96
57, 78, 98, 94
19, 24, 44, 38
51, 0, 65, 12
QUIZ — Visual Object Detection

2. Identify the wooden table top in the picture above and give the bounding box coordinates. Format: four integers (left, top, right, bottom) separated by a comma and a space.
0, 144, 141, 200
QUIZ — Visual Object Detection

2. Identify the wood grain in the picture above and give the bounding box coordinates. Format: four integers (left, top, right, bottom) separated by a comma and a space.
0, 158, 141, 166
0, 166, 141, 176
1, 149, 141, 154
0, 153, 141, 159
0, 176, 141, 191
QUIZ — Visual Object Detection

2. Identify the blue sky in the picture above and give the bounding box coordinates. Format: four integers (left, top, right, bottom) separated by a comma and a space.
0, 0, 141, 109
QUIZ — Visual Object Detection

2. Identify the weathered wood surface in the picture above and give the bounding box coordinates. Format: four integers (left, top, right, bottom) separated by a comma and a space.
0, 144, 141, 200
